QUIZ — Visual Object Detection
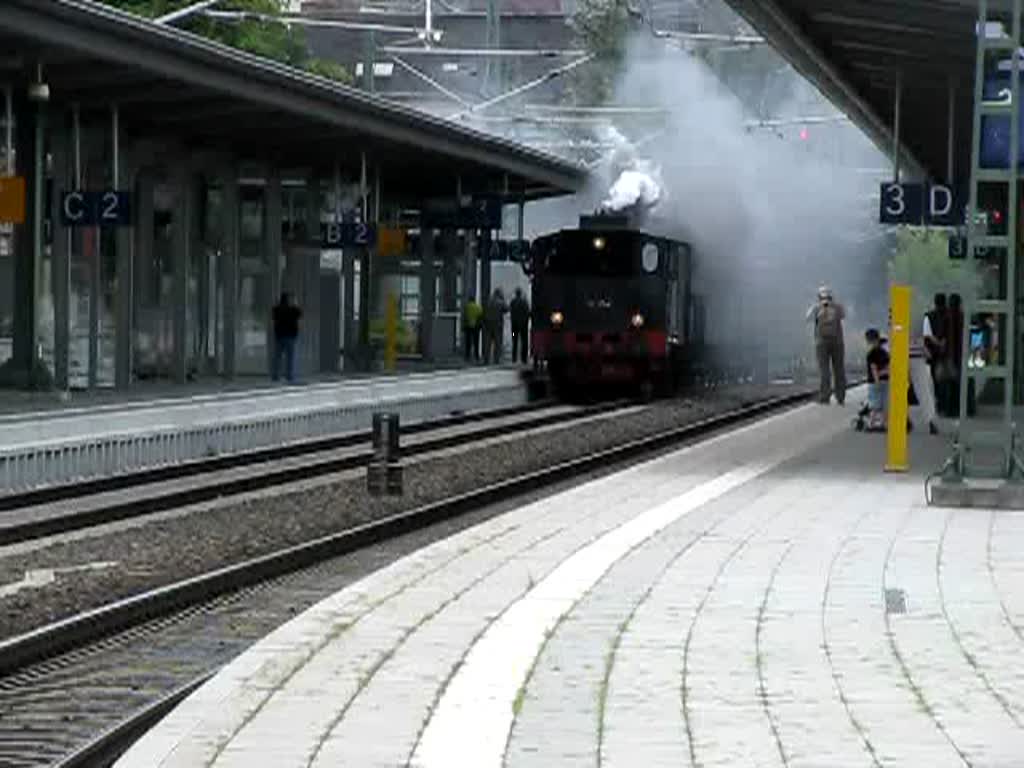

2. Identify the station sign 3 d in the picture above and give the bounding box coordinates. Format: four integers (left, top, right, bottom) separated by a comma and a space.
879, 183, 963, 226
60, 190, 131, 227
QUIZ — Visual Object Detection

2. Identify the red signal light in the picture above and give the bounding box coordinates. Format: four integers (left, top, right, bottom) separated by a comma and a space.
993, 209, 1004, 224
799, 127, 809, 141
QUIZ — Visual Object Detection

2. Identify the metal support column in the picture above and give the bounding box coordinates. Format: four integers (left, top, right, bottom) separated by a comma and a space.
7, 90, 44, 387
484, 0, 502, 96
949, 0, 1023, 484
441, 230, 458, 312
113, 105, 133, 388
304, 173, 322, 377
358, 153, 372, 366
51, 110, 70, 391
479, 228, 493, 303
948, 79, 958, 185
363, 31, 376, 94
171, 168, 192, 384
419, 226, 436, 360
133, 169, 154, 377
463, 230, 477, 303
87, 123, 100, 388
265, 165, 283, 374
517, 196, 525, 242
892, 80, 903, 183
221, 170, 239, 378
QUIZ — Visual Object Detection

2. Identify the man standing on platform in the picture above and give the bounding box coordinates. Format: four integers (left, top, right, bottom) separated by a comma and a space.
462, 294, 483, 363
272, 292, 302, 384
806, 284, 846, 405
510, 288, 531, 365
924, 293, 951, 415
483, 289, 507, 364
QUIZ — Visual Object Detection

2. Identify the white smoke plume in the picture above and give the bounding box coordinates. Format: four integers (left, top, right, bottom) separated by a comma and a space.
603, 165, 663, 212
524, 29, 891, 373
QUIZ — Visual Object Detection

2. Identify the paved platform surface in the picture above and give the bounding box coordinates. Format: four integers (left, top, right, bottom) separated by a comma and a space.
117, 398, 1024, 768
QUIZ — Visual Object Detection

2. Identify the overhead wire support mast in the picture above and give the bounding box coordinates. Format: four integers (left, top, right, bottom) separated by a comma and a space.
389, 55, 473, 107
946, 0, 1024, 487
449, 55, 595, 120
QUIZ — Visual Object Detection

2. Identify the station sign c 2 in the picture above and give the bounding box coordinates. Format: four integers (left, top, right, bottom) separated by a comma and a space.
60, 190, 132, 227
879, 182, 963, 227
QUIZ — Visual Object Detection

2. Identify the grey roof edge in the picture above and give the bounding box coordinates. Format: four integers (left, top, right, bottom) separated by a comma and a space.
5, 0, 588, 193
725, 0, 930, 182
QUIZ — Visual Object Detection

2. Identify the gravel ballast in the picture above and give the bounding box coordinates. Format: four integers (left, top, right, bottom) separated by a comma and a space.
0, 383, 815, 640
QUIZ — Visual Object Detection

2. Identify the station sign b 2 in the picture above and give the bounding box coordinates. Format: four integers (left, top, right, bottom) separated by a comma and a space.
879, 182, 963, 226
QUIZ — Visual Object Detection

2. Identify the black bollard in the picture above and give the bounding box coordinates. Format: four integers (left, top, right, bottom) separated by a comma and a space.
368, 412, 403, 496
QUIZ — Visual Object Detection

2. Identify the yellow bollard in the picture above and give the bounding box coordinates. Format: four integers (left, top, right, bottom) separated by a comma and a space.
886, 284, 911, 472
384, 294, 398, 372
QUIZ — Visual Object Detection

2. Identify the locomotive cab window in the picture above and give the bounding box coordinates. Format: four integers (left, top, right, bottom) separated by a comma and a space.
642, 243, 660, 274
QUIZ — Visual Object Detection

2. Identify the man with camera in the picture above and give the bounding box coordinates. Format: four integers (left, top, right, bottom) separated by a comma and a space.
806, 285, 846, 405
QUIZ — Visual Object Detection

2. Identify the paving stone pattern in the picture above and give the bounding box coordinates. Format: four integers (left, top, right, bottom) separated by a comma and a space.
0, 385, 793, 640
118, 401, 1024, 768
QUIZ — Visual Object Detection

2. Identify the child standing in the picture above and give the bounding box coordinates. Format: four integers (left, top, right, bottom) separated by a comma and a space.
865, 328, 890, 430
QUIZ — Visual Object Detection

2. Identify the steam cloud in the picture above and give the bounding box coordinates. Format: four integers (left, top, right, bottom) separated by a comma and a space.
602, 167, 662, 212
525, 31, 891, 372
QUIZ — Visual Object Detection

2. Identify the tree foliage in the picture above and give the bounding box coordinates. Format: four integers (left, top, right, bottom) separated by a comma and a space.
569, 0, 630, 106
99, 0, 351, 84
888, 229, 980, 322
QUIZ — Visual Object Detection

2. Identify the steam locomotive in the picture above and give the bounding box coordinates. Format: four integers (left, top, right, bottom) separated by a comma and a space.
526, 214, 704, 398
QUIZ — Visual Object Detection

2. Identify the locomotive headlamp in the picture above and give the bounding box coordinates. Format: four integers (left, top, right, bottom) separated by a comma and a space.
550, 311, 565, 327
631, 312, 645, 329
592, 236, 606, 250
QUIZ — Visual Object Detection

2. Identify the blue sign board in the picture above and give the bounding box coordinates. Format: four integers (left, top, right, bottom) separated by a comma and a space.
320, 220, 377, 248
879, 183, 963, 226
422, 198, 502, 229
981, 69, 1023, 169
60, 189, 131, 227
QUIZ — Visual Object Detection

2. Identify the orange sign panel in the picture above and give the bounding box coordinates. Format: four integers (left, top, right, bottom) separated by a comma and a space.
377, 226, 406, 257
0, 177, 25, 224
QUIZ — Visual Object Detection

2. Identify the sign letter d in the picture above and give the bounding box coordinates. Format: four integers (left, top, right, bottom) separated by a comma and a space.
930, 185, 953, 217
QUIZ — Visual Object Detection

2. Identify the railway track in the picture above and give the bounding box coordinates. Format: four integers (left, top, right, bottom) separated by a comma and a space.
0, 400, 637, 547
0, 388, 814, 768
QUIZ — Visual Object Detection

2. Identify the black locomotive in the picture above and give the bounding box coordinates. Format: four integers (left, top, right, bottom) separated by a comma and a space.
527, 214, 704, 397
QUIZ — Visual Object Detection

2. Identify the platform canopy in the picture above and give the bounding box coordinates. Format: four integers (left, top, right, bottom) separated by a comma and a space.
0, 0, 586, 202
726, 0, 990, 184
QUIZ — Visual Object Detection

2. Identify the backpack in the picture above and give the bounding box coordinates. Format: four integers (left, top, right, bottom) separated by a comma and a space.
817, 303, 841, 340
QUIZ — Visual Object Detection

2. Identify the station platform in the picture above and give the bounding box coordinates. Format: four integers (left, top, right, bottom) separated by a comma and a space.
116, 393, 1024, 768
0, 368, 526, 495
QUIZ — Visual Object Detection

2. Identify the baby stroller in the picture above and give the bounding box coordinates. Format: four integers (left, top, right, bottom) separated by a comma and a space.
853, 401, 885, 432
852, 388, 917, 432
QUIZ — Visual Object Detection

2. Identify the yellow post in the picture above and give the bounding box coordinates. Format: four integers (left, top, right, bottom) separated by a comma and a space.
384, 293, 398, 372
886, 284, 911, 472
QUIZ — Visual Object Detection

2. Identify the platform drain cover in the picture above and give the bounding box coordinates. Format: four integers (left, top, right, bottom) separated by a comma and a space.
885, 588, 907, 615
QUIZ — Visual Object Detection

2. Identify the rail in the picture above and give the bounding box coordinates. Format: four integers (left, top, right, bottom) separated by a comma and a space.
0, 370, 525, 496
